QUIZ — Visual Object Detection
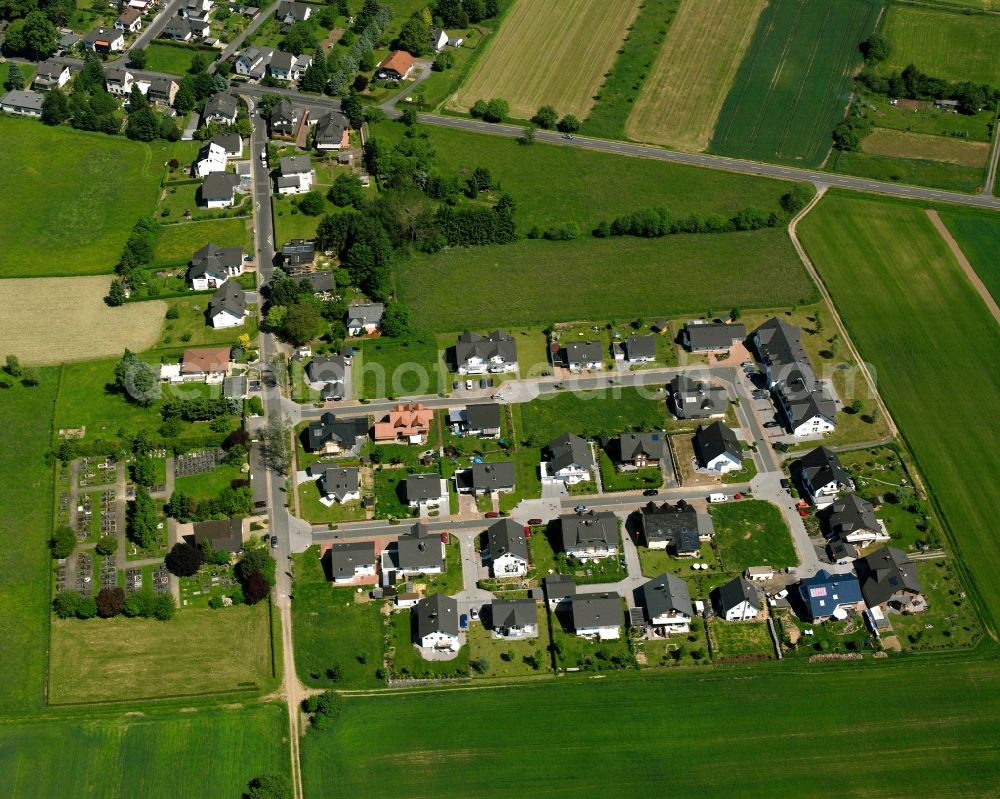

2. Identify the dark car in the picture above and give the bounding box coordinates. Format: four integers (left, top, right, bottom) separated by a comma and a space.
773, 441, 789, 452
527, 518, 543, 526
485, 511, 500, 518
764, 421, 780, 428
270, 535, 278, 549
479, 378, 489, 388
642, 488, 658, 496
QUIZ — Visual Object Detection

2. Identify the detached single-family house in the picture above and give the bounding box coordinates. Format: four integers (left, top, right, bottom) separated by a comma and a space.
773, 367, 837, 437
181, 346, 232, 382
276, 154, 314, 195
623, 335, 656, 364
33, 59, 72, 91
345, 303, 384, 336
194, 140, 227, 176
681, 321, 746, 352
305, 412, 367, 455
571, 593, 622, 640
163, 17, 193, 41
413, 593, 460, 651
373, 402, 433, 443
203, 92, 239, 125
314, 110, 349, 150
103, 63, 134, 96
281, 238, 314, 268
486, 518, 529, 578
610, 432, 665, 469
188, 242, 244, 289
189, 518, 244, 553
561, 511, 618, 562
147, 76, 179, 106
451, 403, 501, 438
268, 50, 311, 82
693, 422, 743, 474
490, 598, 537, 640
455, 462, 516, 496
211, 132, 243, 158
395, 523, 445, 576
712, 576, 762, 622
269, 98, 299, 136
317, 466, 360, 504
208, 282, 246, 329
115, 7, 143, 33
200, 172, 240, 208
375, 50, 414, 81
541, 433, 594, 485
276, 0, 311, 24
326, 541, 376, 584
797, 569, 865, 622
405, 473, 448, 510
543, 573, 576, 610
235, 46, 273, 79
639, 500, 711, 557
182, 0, 215, 22
822, 494, 889, 546
640, 573, 693, 634
84, 26, 124, 53
222, 375, 248, 400
561, 341, 603, 372
454, 330, 518, 374
854, 546, 925, 613
798, 447, 853, 508
0, 90, 44, 117
429, 26, 449, 52
669, 374, 728, 420
305, 356, 349, 401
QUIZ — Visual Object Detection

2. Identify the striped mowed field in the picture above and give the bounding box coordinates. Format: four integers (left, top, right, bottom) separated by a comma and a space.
860, 128, 990, 167
448, 0, 642, 120
625, 0, 767, 150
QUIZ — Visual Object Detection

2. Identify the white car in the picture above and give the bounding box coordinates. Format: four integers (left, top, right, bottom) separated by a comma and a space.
465, 380, 474, 390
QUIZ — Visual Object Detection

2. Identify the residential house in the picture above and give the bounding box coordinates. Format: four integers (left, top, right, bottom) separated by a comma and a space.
181, 347, 232, 382
405, 473, 448, 510
455, 462, 516, 496
543, 573, 576, 610
57, 31, 82, 52
454, 330, 518, 374
681, 321, 746, 352
395, 523, 445, 576
314, 110, 349, 150
281, 238, 314, 267
305, 356, 349, 401
222, 375, 248, 400
822, 494, 889, 546
490, 598, 537, 639
797, 569, 865, 622
640, 573, 693, 634
203, 92, 239, 125
188, 242, 244, 289
486, 518, 529, 578
854, 546, 925, 612
208, 282, 246, 329
115, 8, 143, 33
413, 593, 460, 651
235, 46, 273, 80
798, 447, 853, 509
317, 466, 360, 504
451, 403, 501, 438
827, 538, 859, 567
624, 335, 656, 364
276, 0, 311, 24
540, 433, 594, 485
200, 172, 240, 208
84, 26, 125, 52
326, 541, 376, 584
194, 140, 227, 176
744, 566, 774, 582
128, 0, 152, 12
211, 132, 243, 157
669, 374, 728, 419
268, 51, 311, 82
182, 0, 215, 22
570, 593, 622, 640
292, 270, 335, 295
639, 500, 712, 557
373, 402, 433, 443
712, 576, 762, 622
163, 17, 193, 41
375, 50, 414, 81
693, 422, 743, 474
610, 432, 665, 469
305, 412, 368, 455
561, 511, 618, 562
276, 154, 314, 195
189, 518, 243, 552
561, 341, 603, 372
269, 98, 299, 136
103, 63, 134, 96
0, 90, 44, 117
345, 302, 384, 336
32, 59, 72, 91
147, 76, 179, 106
429, 26, 448, 52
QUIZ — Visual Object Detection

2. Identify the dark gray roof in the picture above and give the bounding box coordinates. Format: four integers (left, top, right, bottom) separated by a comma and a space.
279, 154, 312, 175
693, 422, 742, 467
200, 171, 239, 202
396, 523, 444, 571
776, 369, 837, 427
277, 0, 310, 21
85, 26, 122, 44
210, 132, 242, 154
318, 466, 359, 499
683, 321, 746, 351
854, 546, 921, 607
223, 375, 247, 399
616, 432, 664, 463
191, 518, 242, 552
561, 511, 617, 551
752, 317, 809, 372
543, 573, 576, 601
0, 89, 44, 112
315, 110, 349, 144
405, 473, 443, 502
827, 538, 858, 562
270, 98, 297, 124
669, 374, 728, 419
544, 433, 593, 472
414, 593, 459, 638
823, 493, 878, 540
460, 462, 516, 492
640, 501, 698, 548
571, 593, 621, 630
487, 518, 529, 562
640, 573, 693, 620
564, 340, 603, 364
306, 412, 367, 451
465, 403, 501, 432
491, 598, 537, 630
208, 281, 246, 319
306, 356, 347, 384
282, 238, 314, 265
327, 541, 374, 580
148, 76, 177, 97
291, 271, 335, 293
204, 92, 238, 120
712, 576, 761, 614
346, 303, 384, 327
454, 330, 517, 367
800, 447, 852, 493
102, 61, 131, 84
164, 17, 192, 37
625, 335, 656, 359
269, 50, 295, 72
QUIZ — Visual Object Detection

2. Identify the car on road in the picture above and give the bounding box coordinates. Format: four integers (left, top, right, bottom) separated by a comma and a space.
465, 379, 474, 390
270, 535, 278, 549
573, 505, 588, 513
491, 393, 503, 400
642, 489, 658, 496
764, 421, 780, 428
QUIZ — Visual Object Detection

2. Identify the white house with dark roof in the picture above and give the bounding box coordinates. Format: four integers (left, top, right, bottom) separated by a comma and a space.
0, 90, 44, 117
405, 473, 448, 510
33, 59, 72, 91
188, 242, 244, 289
490, 598, 537, 639
413, 593, 460, 652
345, 303, 384, 336
561, 511, 618, 562
84, 26, 125, 52
450, 403, 501, 438
104, 63, 134, 97
163, 17, 193, 40
455, 462, 516, 496
571, 593, 622, 640
430, 26, 449, 52
317, 466, 360, 504
822, 493, 889, 546
268, 50, 311, 82
326, 541, 376, 584
540, 433, 594, 485
669, 374, 728, 420
276, 0, 311, 24
624, 334, 656, 364
314, 110, 349, 150
639, 500, 711, 556
454, 330, 518, 374
276, 154, 314, 195
712, 576, 762, 622
682, 321, 746, 352
798, 447, 853, 508
235, 46, 273, 79
640, 573, 693, 634
693, 422, 743, 474
269, 98, 299, 136
115, 7, 143, 32
393, 523, 445, 576
194, 140, 227, 177
561, 340, 603, 371
305, 412, 367, 455
182, 0, 215, 22
200, 172, 240, 208
203, 92, 239, 125
543, 573, 576, 610
208, 283, 246, 329
486, 518, 529, 577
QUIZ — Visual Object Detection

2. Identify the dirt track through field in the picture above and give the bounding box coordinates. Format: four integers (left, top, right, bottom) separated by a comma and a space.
925, 209, 1000, 325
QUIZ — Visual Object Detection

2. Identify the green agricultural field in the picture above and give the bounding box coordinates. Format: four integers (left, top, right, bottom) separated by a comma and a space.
369, 120, 800, 232
49, 604, 275, 703
0, 373, 58, 712
879, 5, 1000, 86
152, 219, 251, 266
520, 387, 665, 443
396, 228, 814, 332
711, 0, 881, 167
145, 41, 213, 75
829, 150, 986, 194
301, 658, 1000, 798
0, 704, 290, 799
939, 208, 1000, 305
710, 500, 798, 570
0, 118, 171, 277
798, 192, 1000, 630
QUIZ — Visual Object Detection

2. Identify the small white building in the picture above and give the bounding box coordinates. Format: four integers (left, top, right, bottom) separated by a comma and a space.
713, 576, 762, 622
571, 594, 622, 640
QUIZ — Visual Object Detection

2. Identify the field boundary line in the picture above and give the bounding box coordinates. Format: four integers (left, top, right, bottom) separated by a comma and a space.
925, 209, 1000, 324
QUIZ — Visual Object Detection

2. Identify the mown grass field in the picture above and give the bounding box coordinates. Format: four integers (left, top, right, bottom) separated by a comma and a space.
49, 604, 274, 703
625, 0, 766, 150
520, 387, 665, 443
145, 41, 212, 75
829, 149, 986, 194
152, 218, 251, 266
448, 0, 641, 120
0, 277, 164, 365
861, 128, 990, 167
396, 228, 815, 332
0, 117, 170, 277
710, 0, 880, 167
798, 192, 1000, 631
301, 658, 1000, 798
0, 704, 290, 798
710, 500, 796, 570
879, 5, 1000, 86
939, 208, 1000, 305
0, 374, 58, 712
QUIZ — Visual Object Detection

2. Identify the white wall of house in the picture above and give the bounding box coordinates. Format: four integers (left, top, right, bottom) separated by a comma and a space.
320, 489, 360, 505
650, 612, 691, 633
791, 415, 835, 437
419, 631, 458, 651
540, 462, 591, 485
494, 623, 537, 639
491, 553, 527, 578
575, 624, 620, 640
706, 453, 742, 474
723, 601, 758, 622
211, 309, 244, 329
566, 545, 617, 562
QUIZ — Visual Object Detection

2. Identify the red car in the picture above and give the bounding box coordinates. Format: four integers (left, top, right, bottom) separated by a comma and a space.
527, 518, 543, 526
485, 511, 500, 518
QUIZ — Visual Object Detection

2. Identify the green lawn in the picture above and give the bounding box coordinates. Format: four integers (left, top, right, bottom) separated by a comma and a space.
145, 41, 214, 75
301, 658, 1000, 798
397, 229, 815, 332
292, 547, 386, 689
829, 150, 985, 194
709, 619, 774, 660
0, 61, 34, 88
0, 373, 58, 712
890, 559, 982, 651
550, 610, 635, 671
386, 609, 469, 679
520, 387, 665, 443
0, 704, 290, 799
273, 195, 326, 244
598, 449, 663, 492
153, 219, 251, 266
939, 208, 1000, 305
466, 615, 551, 678
154, 295, 258, 350
373, 467, 427, 520
353, 335, 443, 399
158, 179, 252, 221
710, 0, 880, 167
0, 117, 171, 277
297, 478, 367, 524
710, 500, 796, 571
173, 462, 245, 501
798, 191, 1000, 632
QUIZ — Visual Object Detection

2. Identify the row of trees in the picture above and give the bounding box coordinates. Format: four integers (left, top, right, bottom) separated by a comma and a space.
107, 216, 159, 306
855, 63, 1000, 116
164, 485, 254, 524
160, 397, 242, 423
531, 105, 580, 133
53, 586, 175, 620
596, 202, 787, 239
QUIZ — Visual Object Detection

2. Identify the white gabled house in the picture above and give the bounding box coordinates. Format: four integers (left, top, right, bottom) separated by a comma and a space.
413, 593, 460, 652
540, 433, 594, 486
798, 447, 854, 509
208, 282, 247, 329
276, 155, 314, 195
693, 422, 743, 474
490, 599, 537, 640
326, 541, 376, 584
640, 573, 693, 635
712, 576, 762, 622
571, 593, 622, 640
194, 140, 228, 176
486, 518, 529, 578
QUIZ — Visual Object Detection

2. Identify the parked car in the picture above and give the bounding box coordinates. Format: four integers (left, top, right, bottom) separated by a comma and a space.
573, 505, 588, 513
465, 379, 474, 390
485, 511, 500, 518
642, 488, 658, 496
527, 518, 543, 526
479, 378, 489, 388
773, 441, 789, 452
459, 613, 469, 630
470, 607, 480, 621
491, 393, 503, 400
764, 421, 780, 428
453, 380, 459, 390
779, 478, 791, 490
707, 493, 727, 503
270, 535, 278, 549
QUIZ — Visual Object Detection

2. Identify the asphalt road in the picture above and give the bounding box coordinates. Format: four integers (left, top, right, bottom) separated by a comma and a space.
129, 0, 189, 52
